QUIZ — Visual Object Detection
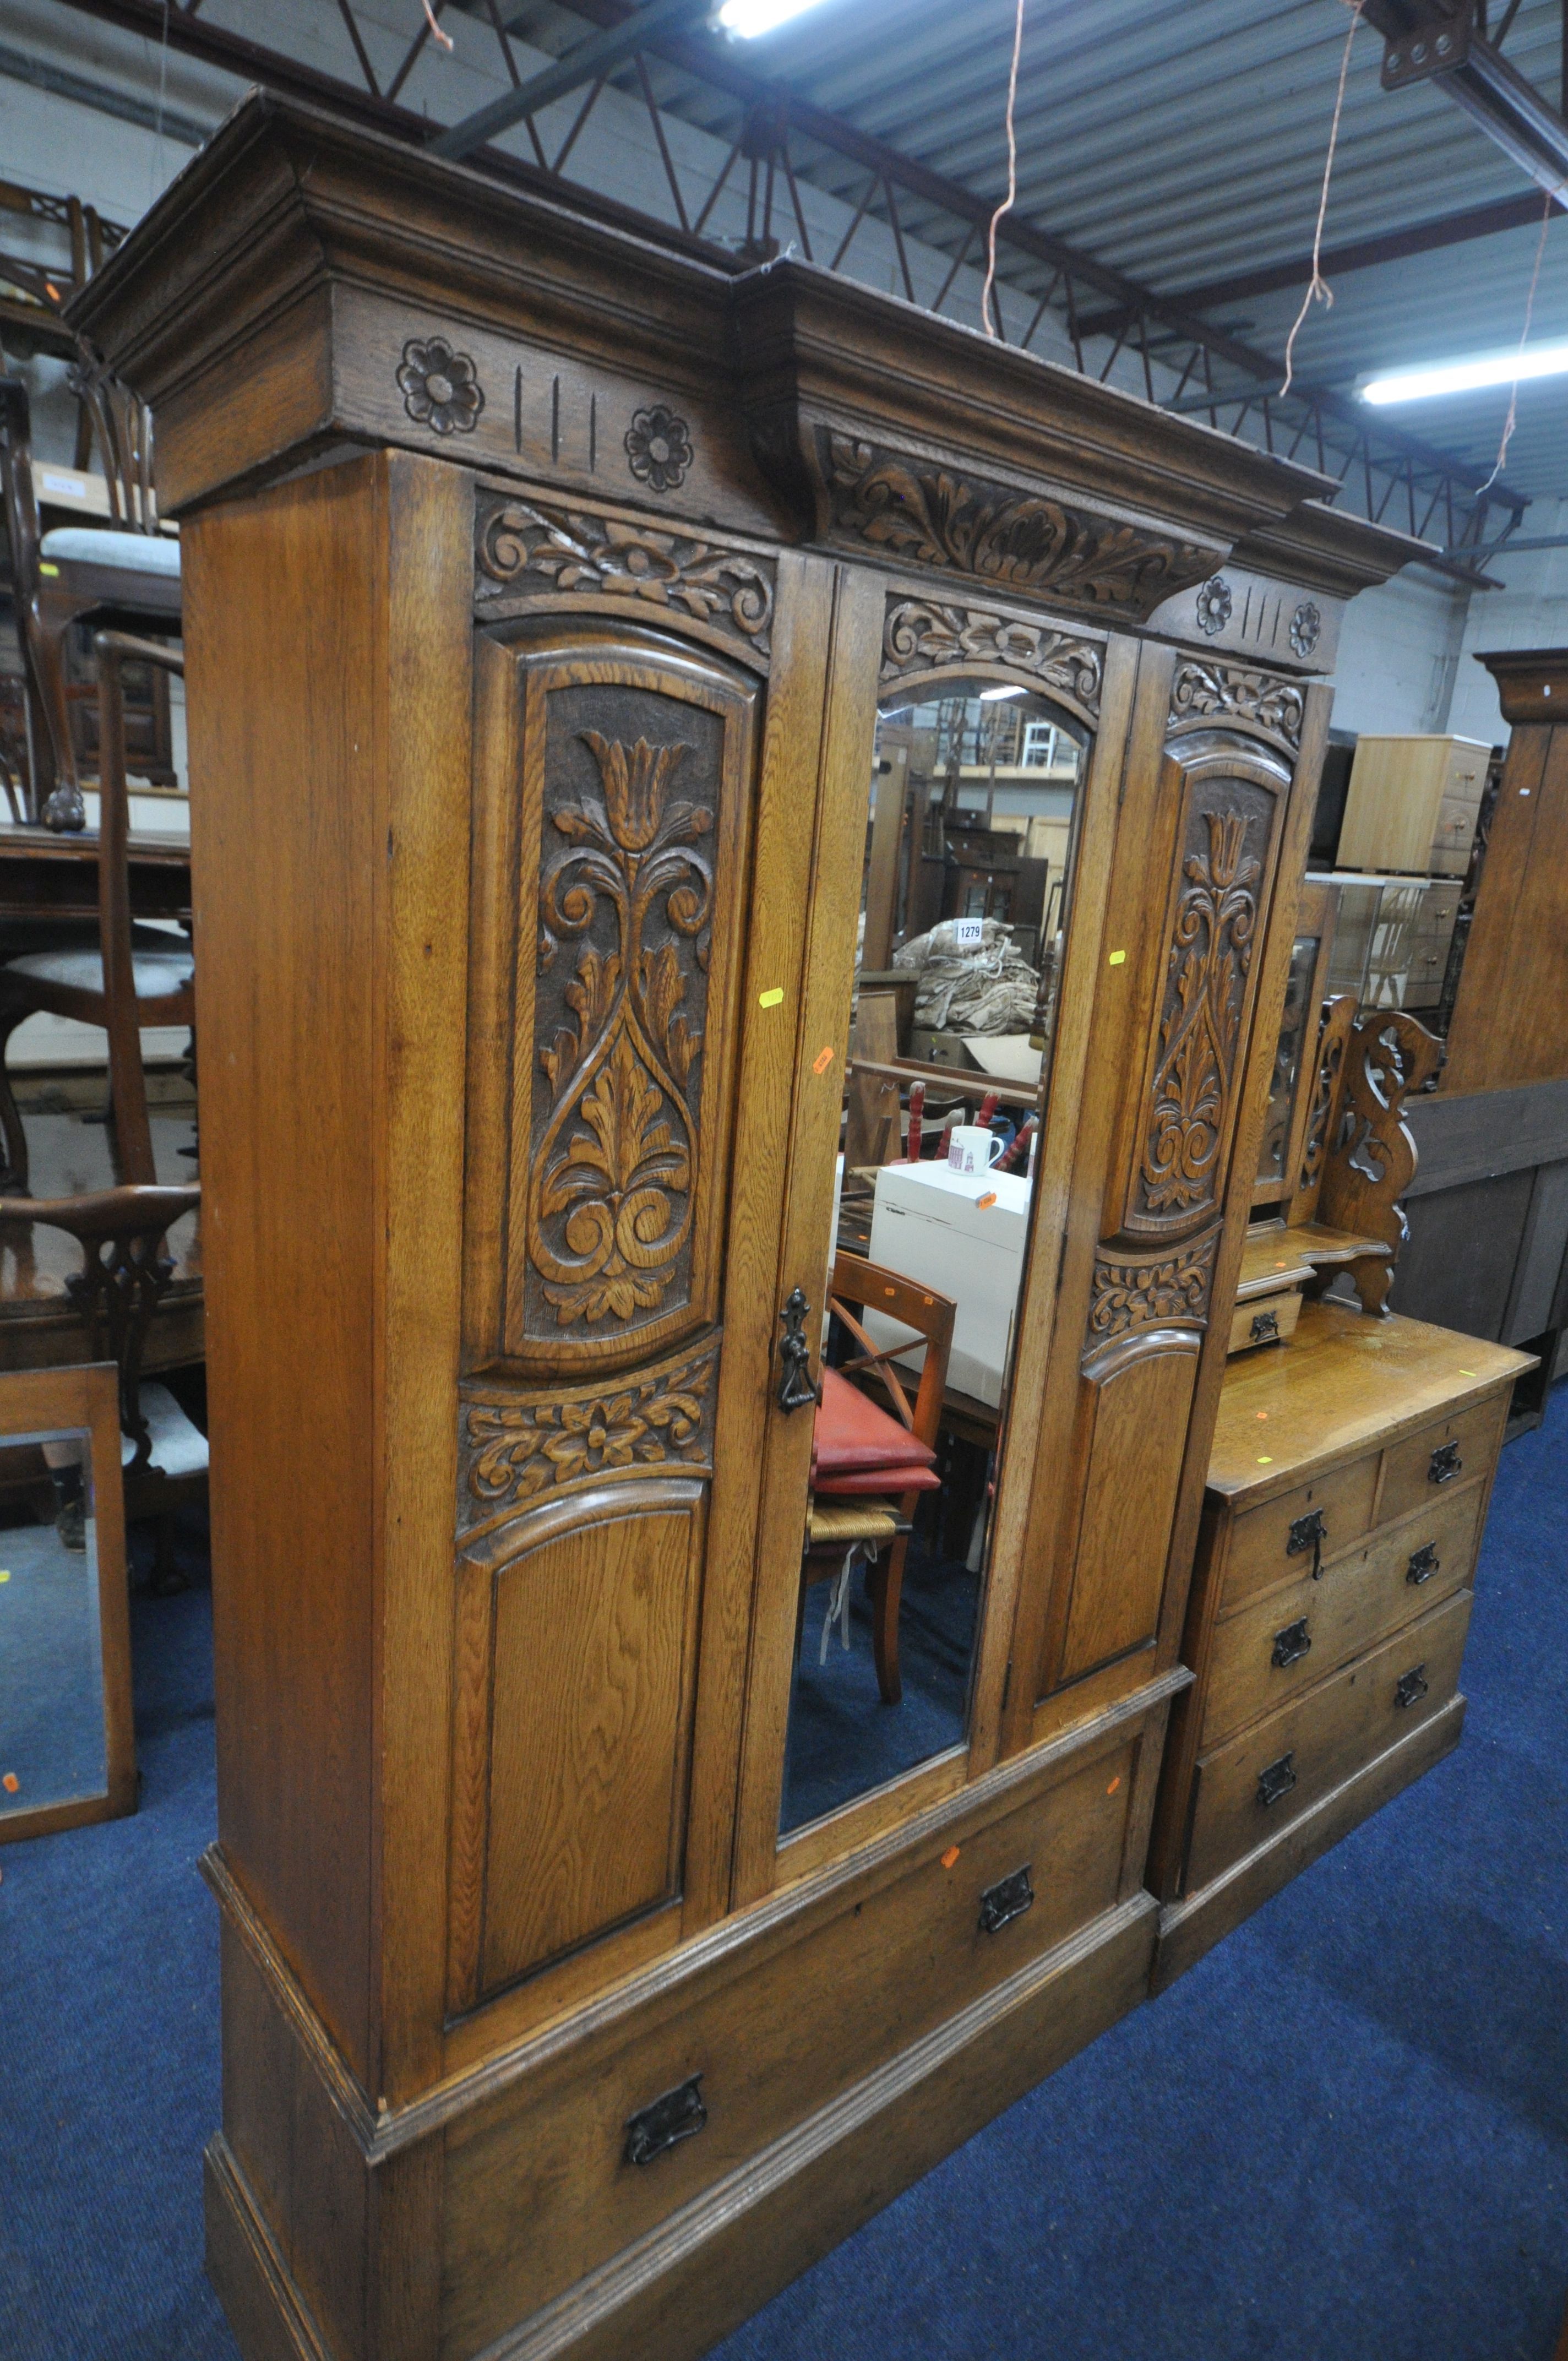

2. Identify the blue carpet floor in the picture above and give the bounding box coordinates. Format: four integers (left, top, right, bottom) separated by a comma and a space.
4, 1396, 1567, 2361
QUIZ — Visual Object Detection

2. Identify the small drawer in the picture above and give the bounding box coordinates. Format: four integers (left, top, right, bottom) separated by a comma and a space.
1200, 1480, 1484, 1749
1377, 1394, 1507, 1528
1219, 1452, 1380, 1615
441, 1726, 1142, 2349
1227, 1288, 1303, 1357
1186, 1588, 1471, 1891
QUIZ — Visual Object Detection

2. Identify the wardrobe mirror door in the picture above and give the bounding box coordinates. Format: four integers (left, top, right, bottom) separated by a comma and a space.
1255, 929, 1320, 1195
780, 679, 1089, 1836
0, 1423, 110, 1825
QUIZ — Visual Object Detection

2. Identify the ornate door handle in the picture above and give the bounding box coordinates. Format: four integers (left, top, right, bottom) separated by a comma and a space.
978, 1865, 1035, 1934
1271, 1617, 1312, 1670
1428, 1440, 1462, 1485
1406, 1543, 1440, 1586
776, 1286, 820, 1415
623, 2074, 707, 2168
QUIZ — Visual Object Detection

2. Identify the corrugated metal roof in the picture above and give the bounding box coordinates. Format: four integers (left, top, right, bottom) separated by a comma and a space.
649, 0, 1568, 504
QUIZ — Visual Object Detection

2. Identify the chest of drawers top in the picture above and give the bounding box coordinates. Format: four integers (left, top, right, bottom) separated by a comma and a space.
1206, 1298, 1528, 1516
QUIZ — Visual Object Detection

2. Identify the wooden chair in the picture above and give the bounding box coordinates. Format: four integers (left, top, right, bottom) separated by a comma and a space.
0, 364, 179, 831
803, 1251, 955, 1705
0, 630, 192, 1193
0, 1180, 206, 1589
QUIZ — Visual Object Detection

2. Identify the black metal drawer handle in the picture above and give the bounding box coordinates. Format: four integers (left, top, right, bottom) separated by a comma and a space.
624, 2074, 707, 2168
1287, 1508, 1327, 1580
1256, 1753, 1298, 1809
978, 1864, 1035, 1935
1250, 1308, 1280, 1344
1271, 1616, 1312, 1670
1428, 1440, 1462, 1486
1395, 1664, 1429, 1710
1407, 1543, 1440, 1586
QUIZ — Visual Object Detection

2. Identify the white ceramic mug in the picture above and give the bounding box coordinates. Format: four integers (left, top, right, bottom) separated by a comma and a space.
947, 1123, 1004, 1177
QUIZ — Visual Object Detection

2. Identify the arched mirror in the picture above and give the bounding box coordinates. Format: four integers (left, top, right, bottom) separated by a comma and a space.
779, 676, 1092, 1836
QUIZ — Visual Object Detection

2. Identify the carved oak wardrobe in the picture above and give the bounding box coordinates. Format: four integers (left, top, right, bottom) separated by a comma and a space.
76, 93, 1420, 2361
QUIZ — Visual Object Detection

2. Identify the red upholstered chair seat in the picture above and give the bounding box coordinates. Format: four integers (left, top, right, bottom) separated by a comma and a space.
810, 1366, 940, 1497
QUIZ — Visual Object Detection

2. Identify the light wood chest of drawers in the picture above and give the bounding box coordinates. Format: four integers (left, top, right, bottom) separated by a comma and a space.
1338, 733, 1489, 878
1148, 1299, 1533, 1987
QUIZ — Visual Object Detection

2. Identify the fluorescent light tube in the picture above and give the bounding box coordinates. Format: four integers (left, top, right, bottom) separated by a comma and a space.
1363, 340, 1568, 404
979, 686, 1027, 701
716, 0, 832, 35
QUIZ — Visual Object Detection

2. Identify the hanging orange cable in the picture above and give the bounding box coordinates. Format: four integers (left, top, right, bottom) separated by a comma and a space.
982, 0, 1026, 340
1281, 0, 1366, 399
423, 0, 454, 51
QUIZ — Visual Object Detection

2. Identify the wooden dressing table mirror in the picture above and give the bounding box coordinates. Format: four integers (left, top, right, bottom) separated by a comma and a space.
73, 93, 1423, 2361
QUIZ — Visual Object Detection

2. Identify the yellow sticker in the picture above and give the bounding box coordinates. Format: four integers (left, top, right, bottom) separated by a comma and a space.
1257, 1454, 1273, 1465
758, 987, 784, 1009
0, 1570, 9, 1582
1458, 1369, 1476, 1378
38, 561, 59, 578
1108, 949, 1127, 966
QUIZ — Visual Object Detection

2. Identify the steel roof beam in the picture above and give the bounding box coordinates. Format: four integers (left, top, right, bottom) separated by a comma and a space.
429, 0, 711, 160
1365, 1, 1568, 203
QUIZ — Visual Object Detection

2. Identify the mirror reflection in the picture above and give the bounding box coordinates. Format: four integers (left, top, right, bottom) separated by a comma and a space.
1256, 931, 1321, 1193
0, 1427, 108, 1820
781, 682, 1088, 1835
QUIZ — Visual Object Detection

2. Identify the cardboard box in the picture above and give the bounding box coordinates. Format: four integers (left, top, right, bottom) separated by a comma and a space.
863, 1161, 1032, 1408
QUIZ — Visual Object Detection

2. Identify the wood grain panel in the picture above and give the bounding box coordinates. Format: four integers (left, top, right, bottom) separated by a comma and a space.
1445, 718, 1568, 1094
1054, 1334, 1201, 1687
478, 1486, 705, 1999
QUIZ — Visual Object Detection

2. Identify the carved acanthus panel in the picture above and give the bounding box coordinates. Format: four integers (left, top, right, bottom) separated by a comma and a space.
476, 494, 774, 659
1087, 1230, 1219, 1350
880, 598, 1103, 720
815, 432, 1217, 620
499, 655, 752, 1373
1168, 660, 1304, 754
1127, 775, 1277, 1239
458, 1335, 720, 1532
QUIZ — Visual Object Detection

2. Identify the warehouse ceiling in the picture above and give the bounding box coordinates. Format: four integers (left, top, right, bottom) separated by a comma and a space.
14, 0, 1568, 540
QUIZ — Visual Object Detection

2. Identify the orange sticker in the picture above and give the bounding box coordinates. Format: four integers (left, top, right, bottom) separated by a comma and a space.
977, 1190, 998, 1211
813, 1044, 835, 1076
1256, 1411, 1268, 1421
1106, 1776, 1121, 1796
941, 1845, 961, 1870
2, 1772, 17, 1793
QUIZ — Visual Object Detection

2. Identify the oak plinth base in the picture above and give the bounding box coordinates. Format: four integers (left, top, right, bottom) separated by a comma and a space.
1151, 1694, 1464, 1994
206, 1893, 1156, 2361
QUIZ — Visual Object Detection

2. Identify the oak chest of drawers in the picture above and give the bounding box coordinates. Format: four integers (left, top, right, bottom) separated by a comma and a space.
1148, 1299, 1532, 1988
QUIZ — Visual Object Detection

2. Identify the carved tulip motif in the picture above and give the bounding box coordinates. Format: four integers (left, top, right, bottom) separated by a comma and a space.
529, 726, 712, 1329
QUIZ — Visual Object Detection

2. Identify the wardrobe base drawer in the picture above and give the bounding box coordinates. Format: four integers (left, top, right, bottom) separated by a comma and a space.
1200, 1479, 1485, 1749
1153, 1696, 1463, 1993
1185, 1588, 1471, 1891
440, 1707, 1158, 2355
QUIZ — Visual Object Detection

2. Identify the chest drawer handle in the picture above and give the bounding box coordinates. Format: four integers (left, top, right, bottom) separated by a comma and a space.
1428, 1440, 1462, 1486
978, 1864, 1035, 1935
1250, 1308, 1280, 1344
1271, 1617, 1312, 1670
1256, 1753, 1297, 1809
1287, 1508, 1326, 1579
623, 2074, 707, 2169
1407, 1543, 1440, 1586
1395, 1664, 1429, 1710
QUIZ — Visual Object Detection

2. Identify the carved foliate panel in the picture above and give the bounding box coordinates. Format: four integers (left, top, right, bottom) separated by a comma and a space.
458, 1336, 719, 1535
880, 597, 1103, 720
1169, 660, 1304, 754
498, 649, 754, 1374
1125, 773, 1277, 1241
475, 493, 774, 659
1087, 1230, 1219, 1349
816, 432, 1216, 620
